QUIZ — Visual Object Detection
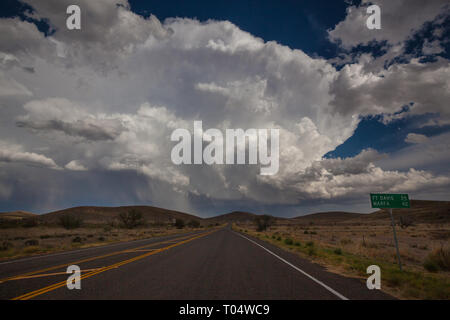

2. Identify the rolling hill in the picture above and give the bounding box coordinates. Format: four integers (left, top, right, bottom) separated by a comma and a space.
37, 205, 202, 225
292, 200, 450, 225
0, 211, 37, 220
292, 211, 363, 224
366, 200, 450, 223
1, 199, 448, 226
205, 211, 265, 224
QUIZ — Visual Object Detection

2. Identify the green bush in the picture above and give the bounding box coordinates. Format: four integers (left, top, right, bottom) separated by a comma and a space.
284, 238, 294, 245
72, 236, 82, 243
24, 239, 39, 246
254, 215, 274, 232
424, 247, 450, 272
0, 241, 13, 251
119, 210, 143, 229
386, 274, 402, 287
59, 215, 82, 229
276, 236, 281, 241
307, 247, 316, 256
306, 241, 314, 247
187, 219, 201, 228
334, 248, 342, 255
175, 219, 185, 229
423, 260, 439, 272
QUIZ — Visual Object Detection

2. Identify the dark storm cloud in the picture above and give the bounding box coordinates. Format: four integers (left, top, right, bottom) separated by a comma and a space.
16, 118, 125, 141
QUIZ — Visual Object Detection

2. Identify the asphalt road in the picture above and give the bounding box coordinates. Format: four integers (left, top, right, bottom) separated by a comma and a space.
0, 226, 393, 300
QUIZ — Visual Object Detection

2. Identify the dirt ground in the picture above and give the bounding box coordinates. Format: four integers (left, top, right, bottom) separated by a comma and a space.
274, 222, 448, 271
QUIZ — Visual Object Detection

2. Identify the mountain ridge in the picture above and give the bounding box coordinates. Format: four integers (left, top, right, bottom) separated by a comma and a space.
1, 199, 449, 224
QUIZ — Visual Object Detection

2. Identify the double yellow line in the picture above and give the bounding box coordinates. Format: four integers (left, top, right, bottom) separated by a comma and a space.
1, 232, 201, 284
9, 230, 216, 300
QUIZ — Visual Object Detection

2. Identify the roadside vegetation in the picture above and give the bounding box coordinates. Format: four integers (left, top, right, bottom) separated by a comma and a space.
118, 209, 143, 229
254, 215, 274, 232
175, 218, 185, 229
234, 222, 450, 300
59, 215, 83, 229
0, 212, 210, 261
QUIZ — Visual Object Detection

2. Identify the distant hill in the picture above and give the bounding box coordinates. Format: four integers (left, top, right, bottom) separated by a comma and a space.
0, 211, 36, 220
38, 206, 202, 225
206, 211, 289, 225
366, 200, 450, 223
293, 200, 450, 225
1, 199, 448, 226
205, 211, 260, 224
293, 211, 363, 224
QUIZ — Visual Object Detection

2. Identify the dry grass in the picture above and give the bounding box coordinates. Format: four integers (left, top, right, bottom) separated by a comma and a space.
423, 247, 450, 272
252, 222, 449, 272
234, 221, 450, 300
0, 225, 206, 261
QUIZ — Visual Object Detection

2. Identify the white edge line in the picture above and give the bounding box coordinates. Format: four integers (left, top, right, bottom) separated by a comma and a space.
234, 231, 349, 300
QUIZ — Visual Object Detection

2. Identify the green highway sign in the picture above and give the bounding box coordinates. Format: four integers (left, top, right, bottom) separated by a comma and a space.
370, 193, 410, 271
370, 193, 410, 209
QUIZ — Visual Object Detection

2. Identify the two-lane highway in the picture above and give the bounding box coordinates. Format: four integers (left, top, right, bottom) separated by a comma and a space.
0, 226, 393, 300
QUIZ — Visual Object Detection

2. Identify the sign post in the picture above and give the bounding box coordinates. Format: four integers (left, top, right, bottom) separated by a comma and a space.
370, 193, 410, 271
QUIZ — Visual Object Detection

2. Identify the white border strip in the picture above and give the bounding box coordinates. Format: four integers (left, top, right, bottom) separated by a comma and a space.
234, 231, 349, 300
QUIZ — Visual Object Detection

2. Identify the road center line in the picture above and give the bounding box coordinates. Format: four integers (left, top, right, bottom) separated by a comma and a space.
233, 231, 349, 300
11, 230, 218, 300
0, 232, 200, 283
0, 268, 105, 282
0, 230, 203, 266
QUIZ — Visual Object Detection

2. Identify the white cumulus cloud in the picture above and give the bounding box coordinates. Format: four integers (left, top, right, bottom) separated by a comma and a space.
0, 0, 448, 213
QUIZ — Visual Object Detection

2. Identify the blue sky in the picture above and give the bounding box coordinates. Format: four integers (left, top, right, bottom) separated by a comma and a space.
0, 0, 449, 216
128, 0, 350, 58
325, 112, 450, 159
